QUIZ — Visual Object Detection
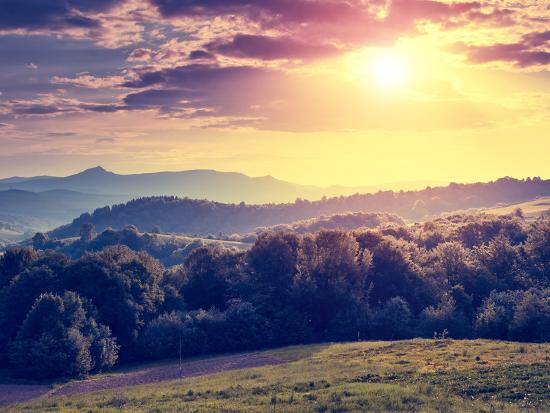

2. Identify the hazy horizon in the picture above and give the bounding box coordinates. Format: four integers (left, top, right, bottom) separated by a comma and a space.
1, 164, 548, 189
0, 164, 452, 188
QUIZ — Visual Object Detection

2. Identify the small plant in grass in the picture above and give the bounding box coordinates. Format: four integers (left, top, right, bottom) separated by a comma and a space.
106, 396, 129, 408
433, 329, 449, 340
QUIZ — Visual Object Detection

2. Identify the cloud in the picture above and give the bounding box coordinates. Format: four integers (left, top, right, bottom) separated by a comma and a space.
25, 62, 38, 69
122, 63, 273, 89
0, 0, 147, 48
150, 0, 361, 21
95, 137, 117, 143
100, 62, 521, 132
127, 47, 153, 62
524, 31, 550, 47
189, 50, 217, 61
47, 132, 78, 137
452, 30, 550, 69
0, 0, 117, 31
51, 73, 126, 88
205, 34, 342, 61
150, 0, 490, 53
0, 94, 122, 116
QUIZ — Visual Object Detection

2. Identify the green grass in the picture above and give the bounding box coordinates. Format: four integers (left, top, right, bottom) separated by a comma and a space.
6, 339, 550, 412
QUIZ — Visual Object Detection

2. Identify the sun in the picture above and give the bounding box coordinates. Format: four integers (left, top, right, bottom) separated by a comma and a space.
369, 49, 408, 89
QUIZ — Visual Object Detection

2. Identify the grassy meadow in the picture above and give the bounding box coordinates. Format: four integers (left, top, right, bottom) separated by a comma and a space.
6, 339, 550, 413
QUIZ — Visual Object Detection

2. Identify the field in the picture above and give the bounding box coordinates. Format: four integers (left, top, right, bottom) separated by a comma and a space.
484, 196, 550, 219
3, 339, 550, 412
154, 233, 252, 251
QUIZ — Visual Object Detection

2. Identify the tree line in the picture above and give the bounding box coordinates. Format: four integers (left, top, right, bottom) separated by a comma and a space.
49, 177, 550, 238
1, 212, 549, 380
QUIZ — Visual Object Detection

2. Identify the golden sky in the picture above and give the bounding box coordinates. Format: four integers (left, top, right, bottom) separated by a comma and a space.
0, 0, 549, 186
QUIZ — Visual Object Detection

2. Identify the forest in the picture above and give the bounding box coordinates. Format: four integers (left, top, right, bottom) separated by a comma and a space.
48, 176, 550, 238
1, 211, 549, 380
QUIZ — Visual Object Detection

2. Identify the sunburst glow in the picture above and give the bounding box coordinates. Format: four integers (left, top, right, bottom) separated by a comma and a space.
369, 49, 408, 88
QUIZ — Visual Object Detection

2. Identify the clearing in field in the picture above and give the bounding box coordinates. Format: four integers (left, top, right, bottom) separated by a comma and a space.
3, 339, 550, 412
484, 197, 550, 219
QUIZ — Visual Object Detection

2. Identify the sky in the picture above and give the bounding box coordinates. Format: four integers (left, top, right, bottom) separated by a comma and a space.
0, 0, 549, 186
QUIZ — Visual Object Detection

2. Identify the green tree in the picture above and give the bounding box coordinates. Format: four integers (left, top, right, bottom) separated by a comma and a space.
180, 247, 233, 311
0, 247, 37, 288
63, 246, 164, 354
10, 292, 118, 379
295, 231, 370, 337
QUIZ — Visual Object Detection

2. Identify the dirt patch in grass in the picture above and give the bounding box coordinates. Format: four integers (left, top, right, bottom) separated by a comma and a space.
51, 353, 283, 398
0, 384, 50, 407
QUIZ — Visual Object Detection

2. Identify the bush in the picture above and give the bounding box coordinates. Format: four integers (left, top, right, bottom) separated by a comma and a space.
140, 312, 185, 359
224, 301, 271, 351
420, 294, 470, 338
370, 297, 414, 340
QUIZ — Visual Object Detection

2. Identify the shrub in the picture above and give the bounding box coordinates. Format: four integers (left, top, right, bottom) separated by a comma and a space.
369, 297, 414, 340
140, 312, 185, 359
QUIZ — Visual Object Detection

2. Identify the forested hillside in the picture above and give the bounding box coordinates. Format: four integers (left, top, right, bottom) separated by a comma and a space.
1, 213, 549, 380
49, 176, 550, 238
29, 212, 398, 267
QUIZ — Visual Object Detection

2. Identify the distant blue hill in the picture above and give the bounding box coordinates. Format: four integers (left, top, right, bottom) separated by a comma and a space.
0, 166, 443, 204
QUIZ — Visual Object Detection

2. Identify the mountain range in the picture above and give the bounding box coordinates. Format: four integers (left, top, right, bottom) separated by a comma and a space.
0, 166, 443, 204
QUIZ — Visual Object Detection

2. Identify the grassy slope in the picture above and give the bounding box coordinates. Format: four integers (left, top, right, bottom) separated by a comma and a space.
7, 339, 550, 412
155, 233, 252, 250
484, 196, 550, 219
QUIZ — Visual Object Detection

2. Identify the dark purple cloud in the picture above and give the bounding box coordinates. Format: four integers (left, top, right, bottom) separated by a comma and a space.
151, 0, 485, 29
205, 34, 341, 60
149, 0, 498, 64
150, 0, 362, 23
0, 0, 118, 31
120, 63, 286, 119
524, 31, 550, 47
123, 89, 188, 110
453, 31, 550, 68
189, 50, 216, 61
3, 64, 281, 117
122, 64, 273, 89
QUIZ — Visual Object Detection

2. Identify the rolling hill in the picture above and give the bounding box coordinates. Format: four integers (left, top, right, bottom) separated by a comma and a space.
49, 176, 550, 239
0, 189, 129, 246
4, 339, 549, 411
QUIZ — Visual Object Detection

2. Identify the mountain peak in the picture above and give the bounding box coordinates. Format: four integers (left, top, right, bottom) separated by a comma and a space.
79, 166, 112, 175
